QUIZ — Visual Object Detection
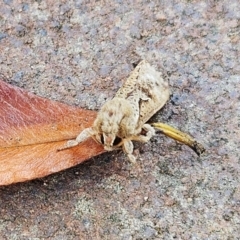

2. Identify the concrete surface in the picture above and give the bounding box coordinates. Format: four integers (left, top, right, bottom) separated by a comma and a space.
0, 0, 239, 239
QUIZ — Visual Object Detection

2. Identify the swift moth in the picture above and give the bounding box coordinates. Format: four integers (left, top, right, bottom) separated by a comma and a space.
60, 60, 169, 162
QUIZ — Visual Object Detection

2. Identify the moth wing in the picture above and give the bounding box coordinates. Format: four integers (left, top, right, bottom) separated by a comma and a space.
115, 60, 169, 128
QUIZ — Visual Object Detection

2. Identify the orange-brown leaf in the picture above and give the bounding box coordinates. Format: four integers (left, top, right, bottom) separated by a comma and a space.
0, 80, 104, 186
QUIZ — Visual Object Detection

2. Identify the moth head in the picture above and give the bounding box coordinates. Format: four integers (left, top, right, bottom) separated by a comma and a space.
93, 131, 122, 150
100, 120, 120, 150
93, 120, 119, 148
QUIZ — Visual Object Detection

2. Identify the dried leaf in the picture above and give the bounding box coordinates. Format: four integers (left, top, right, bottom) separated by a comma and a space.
0, 80, 104, 186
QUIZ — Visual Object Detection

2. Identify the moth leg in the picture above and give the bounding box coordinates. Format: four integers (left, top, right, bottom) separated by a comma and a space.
122, 139, 136, 164
142, 124, 155, 139
58, 128, 93, 150
130, 124, 155, 143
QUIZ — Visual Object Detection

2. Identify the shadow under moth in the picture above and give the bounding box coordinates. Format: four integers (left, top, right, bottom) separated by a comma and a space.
59, 60, 205, 163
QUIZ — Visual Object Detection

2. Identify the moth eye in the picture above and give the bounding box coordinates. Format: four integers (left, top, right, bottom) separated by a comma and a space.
100, 134, 104, 144
113, 136, 122, 146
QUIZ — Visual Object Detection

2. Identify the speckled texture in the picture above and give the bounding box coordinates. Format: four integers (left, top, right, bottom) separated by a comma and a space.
0, 0, 239, 239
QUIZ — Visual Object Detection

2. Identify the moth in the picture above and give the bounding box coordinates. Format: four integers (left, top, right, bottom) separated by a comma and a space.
60, 60, 170, 163
59, 60, 205, 162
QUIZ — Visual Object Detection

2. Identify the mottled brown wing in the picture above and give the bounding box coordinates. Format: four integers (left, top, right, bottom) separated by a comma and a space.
115, 60, 169, 128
